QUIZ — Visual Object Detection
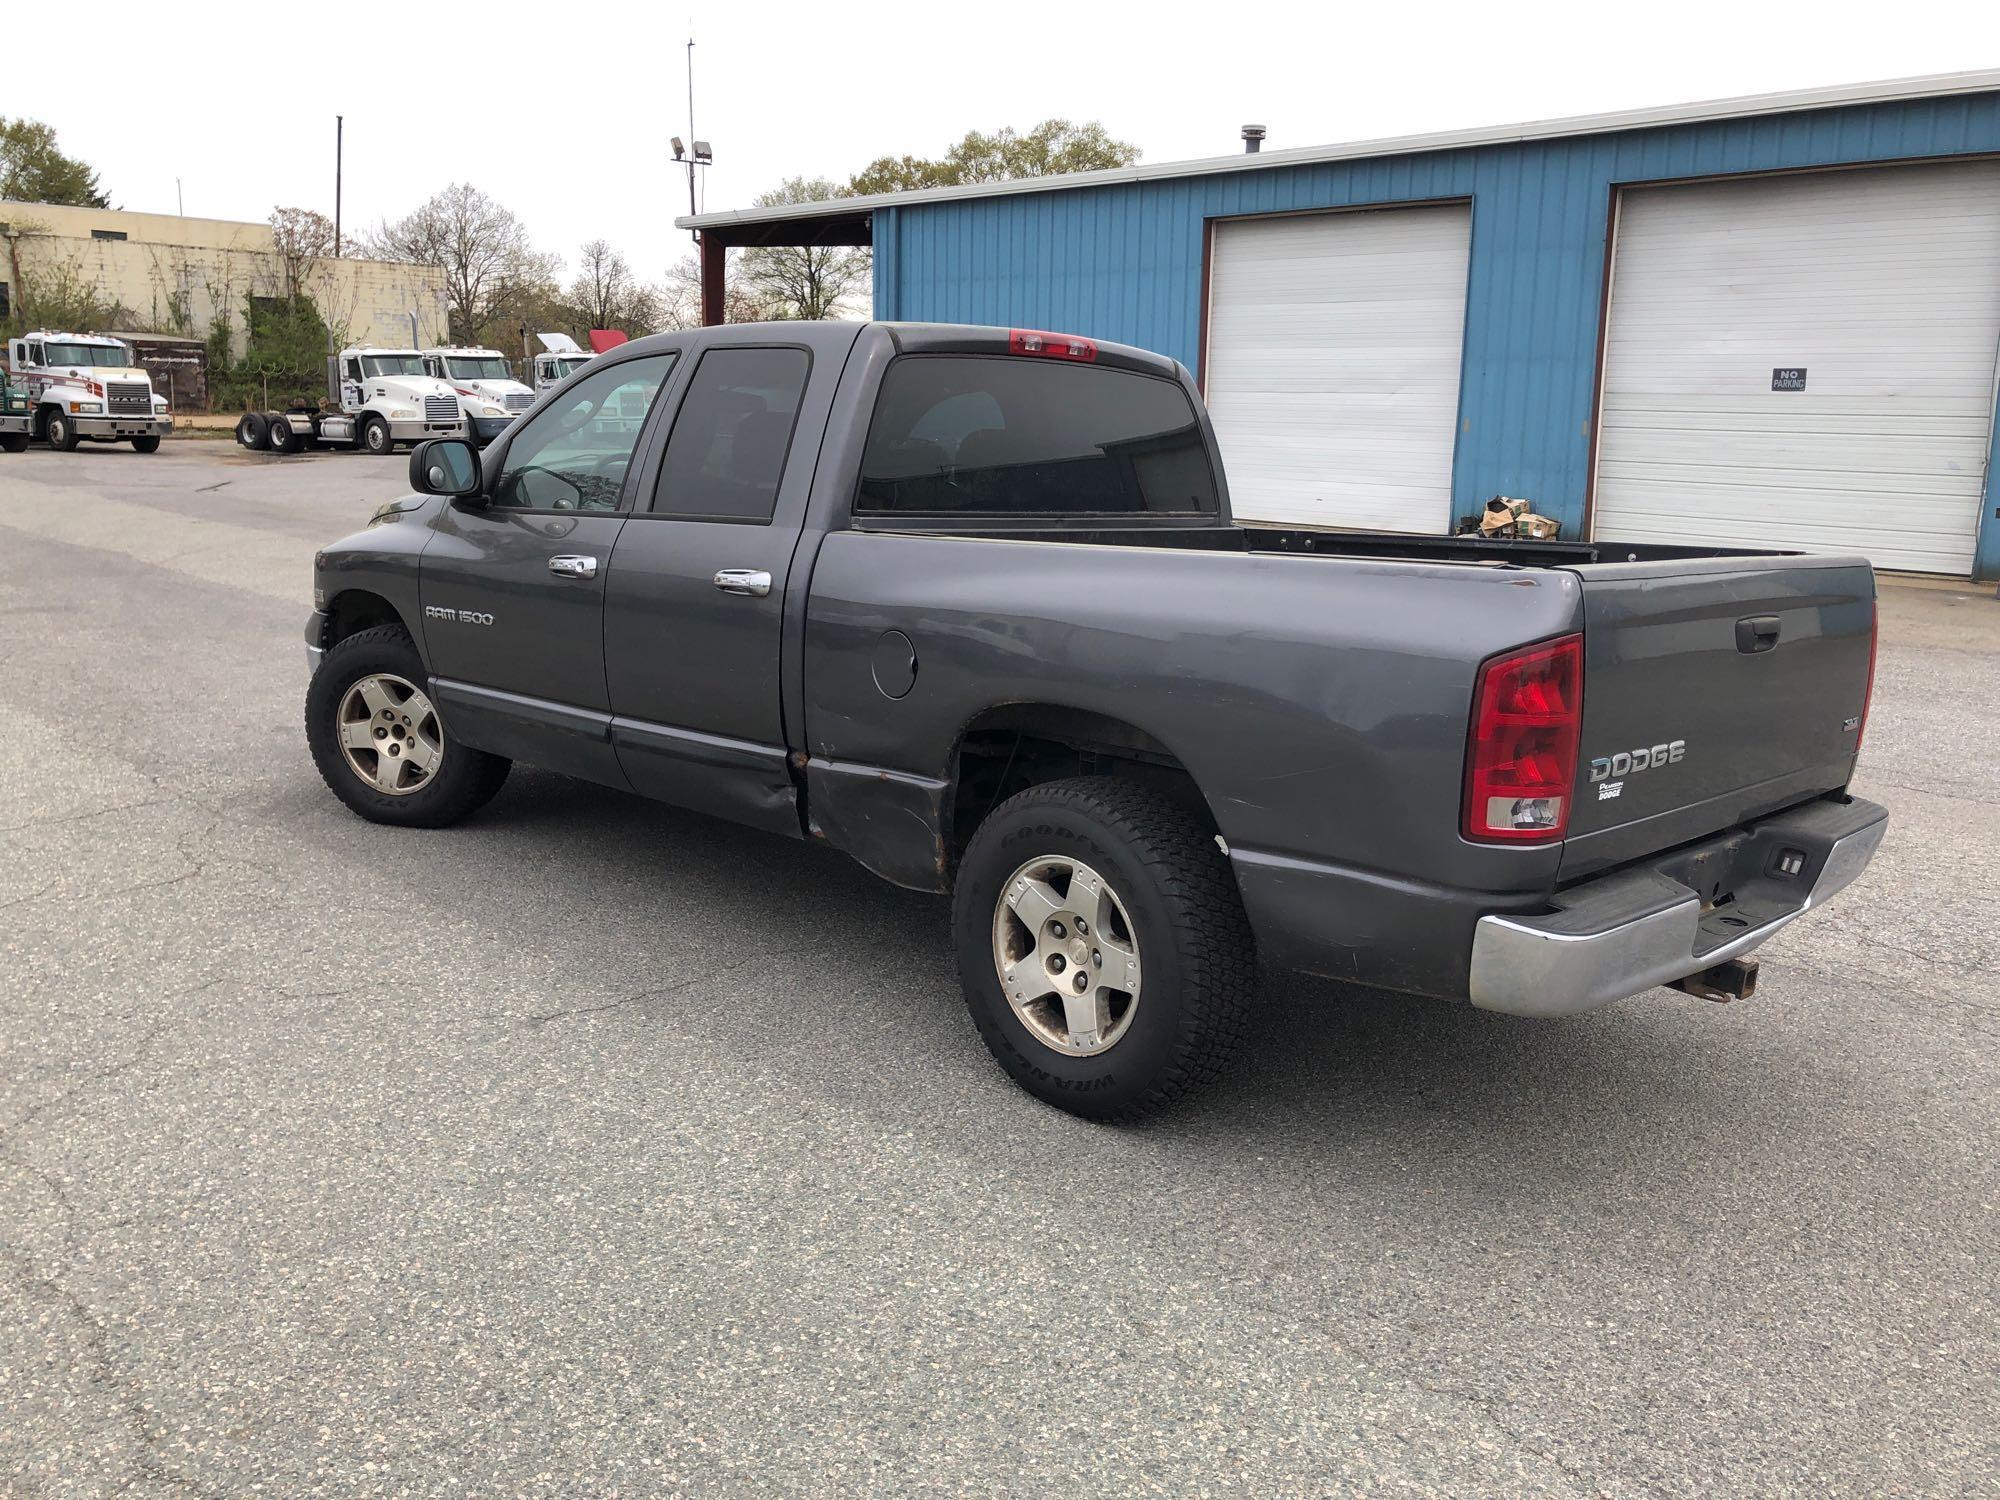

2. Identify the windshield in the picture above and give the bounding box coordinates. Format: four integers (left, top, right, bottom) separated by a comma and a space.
446, 356, 512, 381
362, 354, 426, 378
556, 358, 591, 378
43, 342, 128, 368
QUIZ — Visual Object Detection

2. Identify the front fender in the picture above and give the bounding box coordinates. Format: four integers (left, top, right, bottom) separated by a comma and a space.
314, 505, 439, 666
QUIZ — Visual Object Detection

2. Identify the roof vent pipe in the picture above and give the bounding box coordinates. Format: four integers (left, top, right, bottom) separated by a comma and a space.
1241, 124, 1266, 154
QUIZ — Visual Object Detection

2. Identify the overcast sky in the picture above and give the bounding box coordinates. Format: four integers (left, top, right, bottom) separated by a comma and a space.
14, 1, 1993, 282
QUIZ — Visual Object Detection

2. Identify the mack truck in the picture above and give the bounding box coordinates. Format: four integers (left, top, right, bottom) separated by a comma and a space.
5, 331, 174, 452
236, 347, 470, 456
421, 346, 536, 444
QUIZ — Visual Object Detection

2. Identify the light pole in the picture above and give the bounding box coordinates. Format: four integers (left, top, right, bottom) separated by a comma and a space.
670, 37, 714, 242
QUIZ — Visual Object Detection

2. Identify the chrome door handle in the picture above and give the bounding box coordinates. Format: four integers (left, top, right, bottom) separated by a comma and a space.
714, 568, 772, 597
548, 554, 598, 579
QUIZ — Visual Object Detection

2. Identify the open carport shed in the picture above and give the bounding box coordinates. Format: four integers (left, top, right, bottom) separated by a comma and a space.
683, 71, 2000, 579
691, 205, 873, 326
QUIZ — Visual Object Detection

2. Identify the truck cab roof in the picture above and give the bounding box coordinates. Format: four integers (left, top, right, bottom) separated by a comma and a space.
18, 330, 126, 345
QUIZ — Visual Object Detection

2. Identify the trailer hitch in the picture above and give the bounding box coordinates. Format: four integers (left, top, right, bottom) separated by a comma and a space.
1671, 956, 1760, 1003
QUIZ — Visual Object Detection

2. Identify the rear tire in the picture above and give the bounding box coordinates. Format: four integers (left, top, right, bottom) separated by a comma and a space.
45, 410, 80, 451
361, 415, 391, 455
130, 435, 161, 453
235, 411, 269, 450
265, 413, 297, 454
951, 776, 1254, 1122
305, 623, 511, 828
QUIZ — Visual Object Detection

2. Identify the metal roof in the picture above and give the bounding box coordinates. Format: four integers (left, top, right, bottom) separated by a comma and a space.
676, 68, 2000, 233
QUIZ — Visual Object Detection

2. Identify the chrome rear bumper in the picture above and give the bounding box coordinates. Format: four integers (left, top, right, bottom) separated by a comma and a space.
1469, 797, 1887, 1018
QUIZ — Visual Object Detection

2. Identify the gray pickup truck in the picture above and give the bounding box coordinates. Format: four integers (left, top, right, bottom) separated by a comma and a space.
303, 321, 1887, 1119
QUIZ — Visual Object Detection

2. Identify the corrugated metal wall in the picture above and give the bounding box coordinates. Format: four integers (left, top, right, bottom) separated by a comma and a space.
875, 95, 2000, 570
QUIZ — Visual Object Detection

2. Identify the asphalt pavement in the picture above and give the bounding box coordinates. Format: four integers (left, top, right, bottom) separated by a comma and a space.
2, 442, 1994, 1497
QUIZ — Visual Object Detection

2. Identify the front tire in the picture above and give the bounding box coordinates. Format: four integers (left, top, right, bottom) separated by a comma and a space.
951, 777, 1253, 1121
305, 624, 510, 828
130, 435, 161, 453
0, 433, 27, 454
46, 410, 79, 451
361, 415, 391, 455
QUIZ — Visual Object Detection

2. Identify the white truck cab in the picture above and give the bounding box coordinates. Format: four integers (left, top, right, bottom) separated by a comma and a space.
532, 332, 595, 394
7, 330, 173, 452
421, 346, 535, 443
242, 346, 468, 456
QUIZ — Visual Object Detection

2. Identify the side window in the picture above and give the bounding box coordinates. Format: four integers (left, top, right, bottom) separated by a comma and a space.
648, 347, 810, 523
491, 353, 676, 512
856, 356, 1218, 517
343, 357, 362, 383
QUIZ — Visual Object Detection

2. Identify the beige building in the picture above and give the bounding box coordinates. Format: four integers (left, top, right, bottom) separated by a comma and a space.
0, 200, 449, 361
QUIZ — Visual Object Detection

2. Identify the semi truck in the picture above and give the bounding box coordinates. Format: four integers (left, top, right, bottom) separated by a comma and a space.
237, 346, 470, 456
421, 346, 536, 444
0, 365, 32, 451
531, 332, 593, 393
5, 331, 174, 451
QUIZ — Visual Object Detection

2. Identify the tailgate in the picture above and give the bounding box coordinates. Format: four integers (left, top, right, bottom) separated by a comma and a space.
1559, 555, 1875, 880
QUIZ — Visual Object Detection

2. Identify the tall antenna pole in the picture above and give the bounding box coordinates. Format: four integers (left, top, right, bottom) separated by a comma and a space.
334, 115, 345, 258
685, 38, 698, 223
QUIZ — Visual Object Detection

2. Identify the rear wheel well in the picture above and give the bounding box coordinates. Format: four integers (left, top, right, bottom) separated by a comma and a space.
323, 590, 407, 647
946, 705, 1219, 869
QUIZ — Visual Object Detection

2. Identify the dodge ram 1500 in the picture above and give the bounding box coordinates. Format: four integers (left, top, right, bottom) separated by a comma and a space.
303, 321, 1887, 1119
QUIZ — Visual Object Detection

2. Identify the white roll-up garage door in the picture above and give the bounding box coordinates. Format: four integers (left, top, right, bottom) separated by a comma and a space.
1205, 203, 1471, 532
1594, 159, 2000, 575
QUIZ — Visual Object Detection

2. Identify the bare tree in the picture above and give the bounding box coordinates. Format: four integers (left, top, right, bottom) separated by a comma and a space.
660, 250, 771, 329
268, 206, 336, 302
565, 239, 659, 336
737, 178, 869, 321
367, 184, 559, 344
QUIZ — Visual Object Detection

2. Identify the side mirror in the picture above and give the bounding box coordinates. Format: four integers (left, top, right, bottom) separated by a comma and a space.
410, 438, 481, 499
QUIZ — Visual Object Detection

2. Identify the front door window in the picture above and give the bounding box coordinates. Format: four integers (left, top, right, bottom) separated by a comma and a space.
491, 354, 677, 512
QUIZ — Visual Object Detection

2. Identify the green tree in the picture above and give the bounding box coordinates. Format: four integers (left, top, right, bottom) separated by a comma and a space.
848, 119, 1139, 196
0, 118, 110, 207
213, 292, 333, 411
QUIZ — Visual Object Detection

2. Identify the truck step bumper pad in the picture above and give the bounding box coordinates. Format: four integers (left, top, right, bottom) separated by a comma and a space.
1469, 796, 1888, 1018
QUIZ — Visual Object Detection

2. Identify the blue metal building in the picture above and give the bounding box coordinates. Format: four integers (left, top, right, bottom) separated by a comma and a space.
684, 72, 2000, 578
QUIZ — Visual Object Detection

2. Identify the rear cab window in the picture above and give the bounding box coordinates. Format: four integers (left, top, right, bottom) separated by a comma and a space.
856, 356, 1218, 518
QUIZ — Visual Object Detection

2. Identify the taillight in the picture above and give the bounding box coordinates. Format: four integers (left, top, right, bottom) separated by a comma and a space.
1857, 601, 1878, 749
1463, 634, 1583, 844
1008, 328, 1097, 361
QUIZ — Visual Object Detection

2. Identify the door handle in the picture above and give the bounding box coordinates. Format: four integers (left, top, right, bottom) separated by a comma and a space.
548, 554, 598, 579
1735, 615, 1781, 654
714, 568, 772, 597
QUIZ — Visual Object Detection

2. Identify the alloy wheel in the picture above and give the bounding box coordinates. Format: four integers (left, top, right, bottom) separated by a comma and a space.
991, 854, 1143, 1054
336, 673, 443, 795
